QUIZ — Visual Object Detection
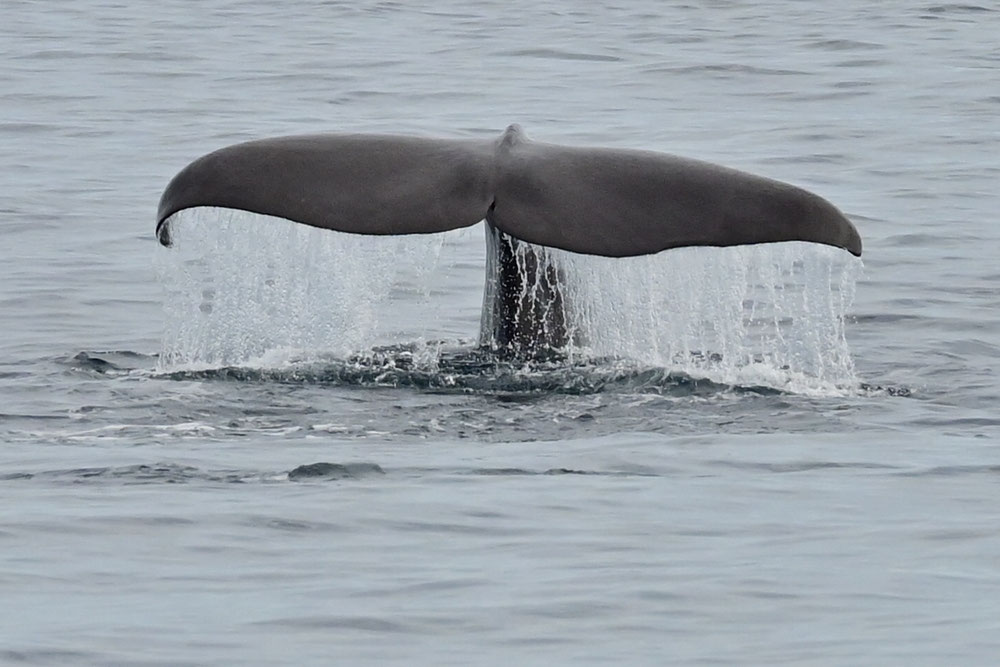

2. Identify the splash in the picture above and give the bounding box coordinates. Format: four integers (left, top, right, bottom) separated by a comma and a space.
549, 241, 861, 392
155, 209, 455, 367
156, 210, 861, 393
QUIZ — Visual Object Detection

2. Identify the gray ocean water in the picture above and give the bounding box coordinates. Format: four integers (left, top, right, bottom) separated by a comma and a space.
3, 1, 999, 664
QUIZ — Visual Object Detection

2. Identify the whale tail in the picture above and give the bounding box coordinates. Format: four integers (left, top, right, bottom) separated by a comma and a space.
156, 124, 861, 257
156, 125, 862, 355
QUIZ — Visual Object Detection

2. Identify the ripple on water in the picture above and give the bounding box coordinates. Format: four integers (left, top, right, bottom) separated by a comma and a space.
2, 461, 387, 486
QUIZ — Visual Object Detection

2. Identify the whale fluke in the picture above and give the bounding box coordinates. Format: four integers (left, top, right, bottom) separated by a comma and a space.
156, 134, 495, 246
156, 124, 861, 257
490, 125, 861, 257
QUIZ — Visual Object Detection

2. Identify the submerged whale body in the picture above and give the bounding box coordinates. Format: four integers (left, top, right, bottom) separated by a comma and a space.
156, 124, 862, 356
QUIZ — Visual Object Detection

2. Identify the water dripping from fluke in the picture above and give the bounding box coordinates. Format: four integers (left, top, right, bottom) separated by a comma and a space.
155, 210, 865, 397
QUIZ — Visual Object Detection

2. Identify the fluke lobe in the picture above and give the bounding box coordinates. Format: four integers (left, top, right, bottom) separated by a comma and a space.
156, 124, 862, 355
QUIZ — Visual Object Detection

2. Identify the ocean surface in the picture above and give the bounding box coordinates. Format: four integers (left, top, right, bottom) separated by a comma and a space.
2, 1, 999, 664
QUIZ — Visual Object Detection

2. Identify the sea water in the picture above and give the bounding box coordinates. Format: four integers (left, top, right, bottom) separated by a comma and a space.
2, 1, 999, 664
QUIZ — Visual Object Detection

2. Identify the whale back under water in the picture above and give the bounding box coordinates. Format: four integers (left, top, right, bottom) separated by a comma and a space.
156, 125, 862, 354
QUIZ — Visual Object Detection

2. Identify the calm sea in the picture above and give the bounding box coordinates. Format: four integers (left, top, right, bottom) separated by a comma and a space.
2, 1, 999, 664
